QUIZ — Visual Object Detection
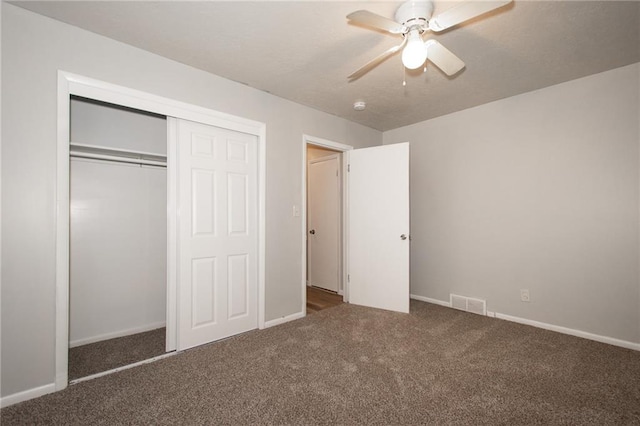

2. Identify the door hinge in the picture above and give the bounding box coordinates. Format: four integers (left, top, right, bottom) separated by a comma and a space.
347, 274, 350, 283
347, 164, 350, 172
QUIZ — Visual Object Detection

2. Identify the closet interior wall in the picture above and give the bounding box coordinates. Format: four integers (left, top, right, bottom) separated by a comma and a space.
69, 97, 168, 347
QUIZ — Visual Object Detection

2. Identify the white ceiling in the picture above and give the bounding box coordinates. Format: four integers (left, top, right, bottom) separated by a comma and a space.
12, 1, 640, 131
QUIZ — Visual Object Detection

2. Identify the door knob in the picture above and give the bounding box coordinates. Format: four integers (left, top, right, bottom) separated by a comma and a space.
309, 229, 316, 235
400, 234, 407, 240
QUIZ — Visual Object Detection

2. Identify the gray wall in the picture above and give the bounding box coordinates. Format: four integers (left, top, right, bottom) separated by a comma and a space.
384, 63, 640, 344
71, 98, 167, 154
1, 3, 381, 397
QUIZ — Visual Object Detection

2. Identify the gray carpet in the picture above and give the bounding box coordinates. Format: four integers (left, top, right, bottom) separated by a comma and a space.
69, 327, 167, 380
2, 300, 639, 425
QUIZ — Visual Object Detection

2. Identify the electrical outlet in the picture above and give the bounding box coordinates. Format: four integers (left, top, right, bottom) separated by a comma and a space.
520, 289, 530, 302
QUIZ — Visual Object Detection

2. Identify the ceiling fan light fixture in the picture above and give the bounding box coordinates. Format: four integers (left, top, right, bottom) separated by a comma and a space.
347, 0, 512, 79
401, 30, 427, 70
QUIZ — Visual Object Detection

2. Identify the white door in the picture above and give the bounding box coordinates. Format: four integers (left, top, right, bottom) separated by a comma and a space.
348, 143, 410, 313
176, 118, 258, 350
308, 154, 341, 292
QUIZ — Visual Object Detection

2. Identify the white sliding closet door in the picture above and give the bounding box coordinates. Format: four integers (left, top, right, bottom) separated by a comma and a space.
176, 118, 258, 350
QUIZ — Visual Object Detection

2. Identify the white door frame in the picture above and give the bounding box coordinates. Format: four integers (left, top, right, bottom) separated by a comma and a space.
56, 71, 267, 391
301, 135, 353, 315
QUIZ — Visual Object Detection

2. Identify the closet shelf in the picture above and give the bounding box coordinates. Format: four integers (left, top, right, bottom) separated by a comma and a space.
70, 142, 166, 161
70, 142, 167, 167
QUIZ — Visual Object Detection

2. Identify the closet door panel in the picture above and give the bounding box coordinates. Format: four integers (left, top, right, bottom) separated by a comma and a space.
191, 257, 217, 327
228, 172, 249, 236
228, 254, 249, 319
191, 169, 217, 236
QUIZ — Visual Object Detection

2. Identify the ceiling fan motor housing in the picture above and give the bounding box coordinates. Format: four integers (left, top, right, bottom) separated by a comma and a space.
394, 1, 434, 28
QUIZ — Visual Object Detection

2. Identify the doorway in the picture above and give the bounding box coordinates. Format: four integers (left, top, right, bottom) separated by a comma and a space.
307, 148, 342, 312
302, 136, 353, 314
302, 135, 412, 318
68, 96, 170, 381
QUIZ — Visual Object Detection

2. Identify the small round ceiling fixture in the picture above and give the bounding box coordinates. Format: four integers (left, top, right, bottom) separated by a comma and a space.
353, 101, 366, 111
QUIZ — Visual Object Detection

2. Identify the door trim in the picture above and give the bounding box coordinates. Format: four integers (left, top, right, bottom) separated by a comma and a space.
56, 71, 267, 391
301, 135, 353, 316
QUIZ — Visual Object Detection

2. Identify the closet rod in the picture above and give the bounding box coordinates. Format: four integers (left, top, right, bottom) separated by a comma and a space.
70, 152, 167, 167
70, 142, 166, 161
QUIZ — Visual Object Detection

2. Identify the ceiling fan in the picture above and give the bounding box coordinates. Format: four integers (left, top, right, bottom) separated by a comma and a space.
347, 0, 513, 80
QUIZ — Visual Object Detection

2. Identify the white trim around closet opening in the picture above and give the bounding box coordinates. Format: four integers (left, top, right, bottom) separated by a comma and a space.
55, 71, 267, 395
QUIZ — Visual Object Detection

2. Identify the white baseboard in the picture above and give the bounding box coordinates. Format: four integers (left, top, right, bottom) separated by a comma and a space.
69, 321, 166, 348
410, 294, 639, 351
410, 294, 451, 307
495, 312, 640, 352
264, 311, 305, 328
1, 382, 56, 408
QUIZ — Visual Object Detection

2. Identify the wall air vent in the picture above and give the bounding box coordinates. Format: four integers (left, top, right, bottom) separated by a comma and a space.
449, 294, 487, 316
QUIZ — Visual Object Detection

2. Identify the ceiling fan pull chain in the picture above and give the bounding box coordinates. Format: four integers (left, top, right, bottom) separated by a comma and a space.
403, 65, 407, 87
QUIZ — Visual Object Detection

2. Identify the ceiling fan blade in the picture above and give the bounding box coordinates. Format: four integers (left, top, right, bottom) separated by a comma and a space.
425, 40, 465, 76
428, 0, 512, 32
347, 10, 406, 35
348, 39, 408, 80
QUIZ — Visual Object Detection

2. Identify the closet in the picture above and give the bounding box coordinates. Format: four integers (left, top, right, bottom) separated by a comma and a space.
68, 97, 169, 380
